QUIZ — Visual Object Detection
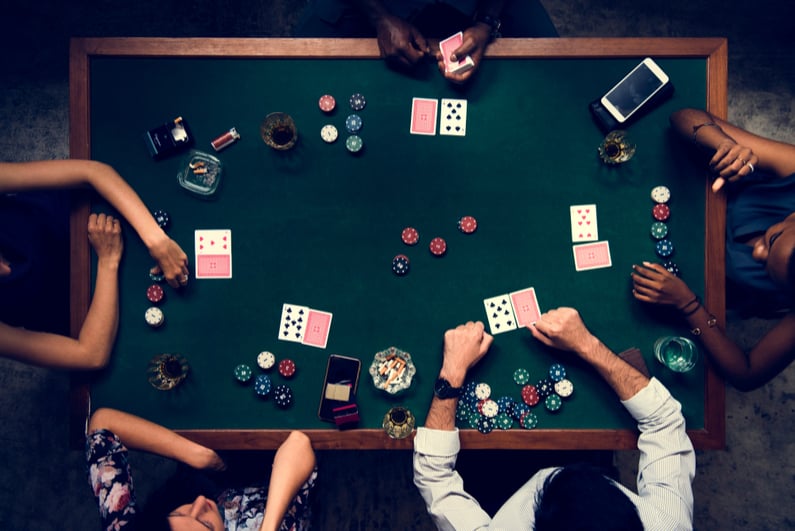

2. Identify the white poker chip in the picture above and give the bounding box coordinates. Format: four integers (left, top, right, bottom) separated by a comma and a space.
650, 185, 671, 204
257, 351, 276, 370
554, 378, 574, 398
320, 124, 338, 143
144, 306, 164, 328
474, 382, 491, 400
481, 399, 499, 418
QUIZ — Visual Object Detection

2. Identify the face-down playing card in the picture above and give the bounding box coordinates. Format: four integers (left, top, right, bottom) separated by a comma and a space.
410, 98, 438, 135
510, 287, 541, 328
572, 241, 612, 271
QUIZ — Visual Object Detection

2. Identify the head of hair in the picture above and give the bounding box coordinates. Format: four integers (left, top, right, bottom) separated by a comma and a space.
533, 463, 643, 531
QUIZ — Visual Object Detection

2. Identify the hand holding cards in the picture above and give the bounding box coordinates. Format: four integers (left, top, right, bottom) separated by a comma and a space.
439, 32, 474, 74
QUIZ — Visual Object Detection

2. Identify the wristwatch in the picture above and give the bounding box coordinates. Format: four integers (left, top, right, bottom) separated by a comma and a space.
434, 377, 463, 399
473, 12, 502, 41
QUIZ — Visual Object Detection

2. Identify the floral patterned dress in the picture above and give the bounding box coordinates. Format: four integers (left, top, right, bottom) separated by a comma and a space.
86, 429, 316, 530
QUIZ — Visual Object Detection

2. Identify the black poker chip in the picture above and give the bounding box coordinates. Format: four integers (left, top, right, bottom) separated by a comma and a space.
152, 209, 170, 230
273, 384, 293, 408
663, 261, 680, 276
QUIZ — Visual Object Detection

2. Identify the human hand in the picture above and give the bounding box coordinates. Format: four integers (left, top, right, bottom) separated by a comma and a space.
87, 213, 123, 266
440, 321, 493, 385
631, 262, 695, 308
434, 24, 491, 84
147, 233, 189, 289
529, 307, 598, 355
709, 140, 758, 192
374, 14, 428, 68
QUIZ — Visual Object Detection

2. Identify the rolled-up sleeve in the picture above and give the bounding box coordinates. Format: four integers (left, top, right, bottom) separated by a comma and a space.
413, 427, 492, 530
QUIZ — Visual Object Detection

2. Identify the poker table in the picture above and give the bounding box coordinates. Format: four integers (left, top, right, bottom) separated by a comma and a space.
69, 38, 727, 450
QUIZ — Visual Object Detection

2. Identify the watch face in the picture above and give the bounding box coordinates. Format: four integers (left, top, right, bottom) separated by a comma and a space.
435, 378, 461, 399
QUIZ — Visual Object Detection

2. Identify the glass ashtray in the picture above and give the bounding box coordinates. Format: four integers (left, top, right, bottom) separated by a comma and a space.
368, 347, 416, 394
178, 150, 222, 198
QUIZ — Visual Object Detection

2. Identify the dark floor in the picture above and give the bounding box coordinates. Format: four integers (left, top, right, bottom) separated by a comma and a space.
1, 1, 794, 530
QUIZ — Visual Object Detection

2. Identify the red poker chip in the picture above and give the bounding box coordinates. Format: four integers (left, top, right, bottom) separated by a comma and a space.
401, 226, 419, 245
146, 284, 164, 304
429, 237, 447, 256
458, 215, 478, 234
521, 384, 539, 406
318, 94, 336, 113
278, 359, 296, 378
652, 203, 670, 221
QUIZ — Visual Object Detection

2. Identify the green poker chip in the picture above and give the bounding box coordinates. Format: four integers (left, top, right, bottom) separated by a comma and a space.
545, 394, 562, 412
234, 363, 252, 382
495, 413, 514, 430
513, 368, 530, 385
650, 221, 668, 240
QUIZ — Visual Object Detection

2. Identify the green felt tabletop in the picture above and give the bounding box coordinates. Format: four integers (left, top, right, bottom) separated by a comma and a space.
87, 54, 708, 434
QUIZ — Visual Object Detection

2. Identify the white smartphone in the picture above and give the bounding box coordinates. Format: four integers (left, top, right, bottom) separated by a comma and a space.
600, 58, 670, 123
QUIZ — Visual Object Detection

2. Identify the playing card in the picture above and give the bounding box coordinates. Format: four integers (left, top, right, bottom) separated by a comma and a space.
570, 204, 598, 242
573, 241, 612, 271
279, 303, 309, 343
194, 229, 232, 279
410, 97, 438, 135
483, 294, 517, 334
303, 309, 333, 348
440, 98, 467, 137
439, 32, 475, 74
509, 287, 541, 328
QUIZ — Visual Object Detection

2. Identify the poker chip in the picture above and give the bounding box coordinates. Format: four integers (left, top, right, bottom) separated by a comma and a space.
146, 284, 165, 304
481, 399, 499, 418
554, 378, 574, 398
273, 384, 293, 408
663, 260, 680, 276
429, 237, 447, 256
234, 364, 253, 383
476, 416, 494, 434
513, 368, 530, 385
149, 269, 165, 283
655, 239, 674, 258
652, 203, 670, 221
257, 351, 276, 370
536, 379, 553, 398
521, 384, 540, 406
651, 185, 671, 203
474, 382, 491, 400
349, 93, 366, 111
318, 94, 336, 113
345, 114, 363, 133
467, 411, 481, 429
495, 396, 515, 416
456, 403, 471, 422
495, 413, 514, 430
392, 254, 410, 276
152, 209, 170, 230
345, 135, 363, 153
549, 364, 566, 382
650, 221, 669, 240
278, 358, 296, 378
457, 215, 478, 234
512, 402, 531, 421
144, 306, 164, 328
253, 374, 272, 397
320, 124, 338, 143
401, 227, 419, 246
463, 381, 479, 406
545, 394, 562, 412
519, 411, 538, 429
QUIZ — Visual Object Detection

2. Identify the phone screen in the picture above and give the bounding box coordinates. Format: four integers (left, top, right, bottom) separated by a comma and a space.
604, 62, 666, 119
318, 355, 361, 422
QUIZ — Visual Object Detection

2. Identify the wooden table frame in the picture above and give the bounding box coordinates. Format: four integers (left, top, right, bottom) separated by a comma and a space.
70, 37, 727, 450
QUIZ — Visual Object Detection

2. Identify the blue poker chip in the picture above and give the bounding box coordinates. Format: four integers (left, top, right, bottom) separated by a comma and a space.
253, 374, 272, 396
511, 402, 531, 421
549, 364, 566, 382
655, 239, 675, 258
476, 416, 494, 434
495, 396, 515, 416
345, 113, 363, 133
349, 93, 366, 111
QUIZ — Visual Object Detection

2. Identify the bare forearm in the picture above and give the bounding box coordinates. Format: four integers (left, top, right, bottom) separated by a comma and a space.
75, 259, 120, 368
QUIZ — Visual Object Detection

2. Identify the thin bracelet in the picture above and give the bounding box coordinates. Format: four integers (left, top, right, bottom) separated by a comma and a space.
682, 303, 702, 317
692, 122, 718, 143
691, 315, 718, 336
677, 295, 700, 312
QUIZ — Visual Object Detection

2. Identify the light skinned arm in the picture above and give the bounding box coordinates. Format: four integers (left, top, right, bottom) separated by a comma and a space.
259, 431, 316, 531
0, 213, 122, 369
0, 159, 188, 287
632, 262, 795, 390
87, 407, 225, 471
529, 307, 649, 400
669, 108, 795, 191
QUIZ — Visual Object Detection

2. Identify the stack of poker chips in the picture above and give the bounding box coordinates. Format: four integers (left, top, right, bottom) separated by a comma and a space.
233, 351, 295, 408
649, 186, 680, 275
455, 363, 575, 434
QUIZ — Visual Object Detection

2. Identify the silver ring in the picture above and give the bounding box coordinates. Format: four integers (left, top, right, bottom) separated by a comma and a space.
180, 275, 189, 283
747, 162, 755, 173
